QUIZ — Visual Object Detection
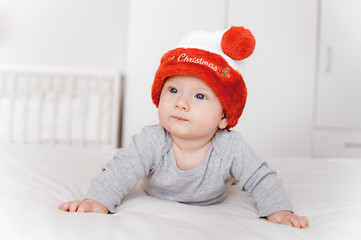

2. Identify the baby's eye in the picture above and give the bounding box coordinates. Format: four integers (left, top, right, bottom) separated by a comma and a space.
170, 88, 177, 94
195, 93, 206, 100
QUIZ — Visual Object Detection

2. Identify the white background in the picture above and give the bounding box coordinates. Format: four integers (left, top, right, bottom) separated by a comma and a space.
0, 0, 352, 158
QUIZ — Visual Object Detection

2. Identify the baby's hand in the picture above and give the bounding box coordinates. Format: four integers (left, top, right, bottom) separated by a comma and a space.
58, 199, 109, 214
267, 211, 308, 228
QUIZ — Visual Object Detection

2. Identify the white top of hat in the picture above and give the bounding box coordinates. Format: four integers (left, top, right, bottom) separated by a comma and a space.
177, 30, 246, 76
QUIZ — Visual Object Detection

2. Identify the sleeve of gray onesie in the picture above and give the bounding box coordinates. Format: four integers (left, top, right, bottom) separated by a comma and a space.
227, 132, 292, 217
84, 125, 164, 213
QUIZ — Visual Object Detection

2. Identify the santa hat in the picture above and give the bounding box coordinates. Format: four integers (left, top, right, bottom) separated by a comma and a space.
151, 26, 256, 130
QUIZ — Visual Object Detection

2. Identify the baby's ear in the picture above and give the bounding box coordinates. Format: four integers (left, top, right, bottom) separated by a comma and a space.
218, 115, 228, 130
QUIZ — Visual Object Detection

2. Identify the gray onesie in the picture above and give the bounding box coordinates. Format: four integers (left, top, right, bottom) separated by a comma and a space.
85, 124, 291, 217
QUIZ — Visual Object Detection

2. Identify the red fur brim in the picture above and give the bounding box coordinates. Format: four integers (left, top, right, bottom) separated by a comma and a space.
152, 48, 247, 130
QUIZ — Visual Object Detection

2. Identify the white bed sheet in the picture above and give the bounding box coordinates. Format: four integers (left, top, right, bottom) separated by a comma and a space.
1, 143, 361, 240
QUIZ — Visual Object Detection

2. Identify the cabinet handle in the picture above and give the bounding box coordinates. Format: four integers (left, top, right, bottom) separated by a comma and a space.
326, 47, 332, 73
344, 142, 361, 148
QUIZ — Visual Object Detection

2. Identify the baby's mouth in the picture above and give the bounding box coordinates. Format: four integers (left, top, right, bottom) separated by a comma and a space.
172, 116, 188, 121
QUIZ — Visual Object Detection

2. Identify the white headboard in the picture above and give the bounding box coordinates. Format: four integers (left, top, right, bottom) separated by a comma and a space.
0, 66, 123, 149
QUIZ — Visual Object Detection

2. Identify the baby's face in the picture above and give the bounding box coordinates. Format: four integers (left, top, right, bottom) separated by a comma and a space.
158, 75, 228, 140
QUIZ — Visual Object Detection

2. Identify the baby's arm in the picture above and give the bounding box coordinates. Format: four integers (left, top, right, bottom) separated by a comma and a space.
267, 211, 308, 228
58, 199, 109, 214
227, 133, 308, 228
59, 126, 162, 213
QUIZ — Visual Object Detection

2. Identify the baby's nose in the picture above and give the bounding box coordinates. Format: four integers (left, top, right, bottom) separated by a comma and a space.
175, 96, 190, 111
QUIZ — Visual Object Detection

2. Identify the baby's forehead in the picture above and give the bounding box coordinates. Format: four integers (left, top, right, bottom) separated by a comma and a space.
164, 75, 207, 86
166, 75, 203, 81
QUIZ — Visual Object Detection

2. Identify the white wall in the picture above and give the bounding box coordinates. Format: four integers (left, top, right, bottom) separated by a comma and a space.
0, 0, 318, 157
228, 0, 318, 157
0, 0, 128, 69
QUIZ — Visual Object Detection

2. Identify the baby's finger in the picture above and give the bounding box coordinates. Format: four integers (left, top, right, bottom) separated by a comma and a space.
77, 203, 87, 213
58, 202, 69, 211
277, 218, 293, 227
289, 216, 301, 228
299, 216, 309, 228
68, 200, 82, 212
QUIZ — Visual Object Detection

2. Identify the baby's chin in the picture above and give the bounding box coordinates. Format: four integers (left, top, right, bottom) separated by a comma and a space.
164, 124, 194, 139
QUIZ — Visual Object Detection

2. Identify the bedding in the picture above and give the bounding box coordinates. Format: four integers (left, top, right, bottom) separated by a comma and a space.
1, 143, 360, 240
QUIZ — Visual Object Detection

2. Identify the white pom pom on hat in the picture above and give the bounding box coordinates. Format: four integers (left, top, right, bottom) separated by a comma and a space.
152, 26, 256, 130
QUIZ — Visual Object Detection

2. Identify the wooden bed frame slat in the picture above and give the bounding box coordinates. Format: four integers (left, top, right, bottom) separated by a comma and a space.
0, 66, 123, 149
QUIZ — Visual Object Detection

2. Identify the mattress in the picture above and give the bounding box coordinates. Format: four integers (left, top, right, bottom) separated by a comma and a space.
1, 143, 360, 240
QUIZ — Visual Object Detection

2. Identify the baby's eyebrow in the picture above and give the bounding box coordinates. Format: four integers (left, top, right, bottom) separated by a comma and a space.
195, 88, 213, 95
164, 81, 177, 88
196, 89, 209, 92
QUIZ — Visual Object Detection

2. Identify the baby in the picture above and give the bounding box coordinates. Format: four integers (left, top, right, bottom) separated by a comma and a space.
59, 26, 308, 228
